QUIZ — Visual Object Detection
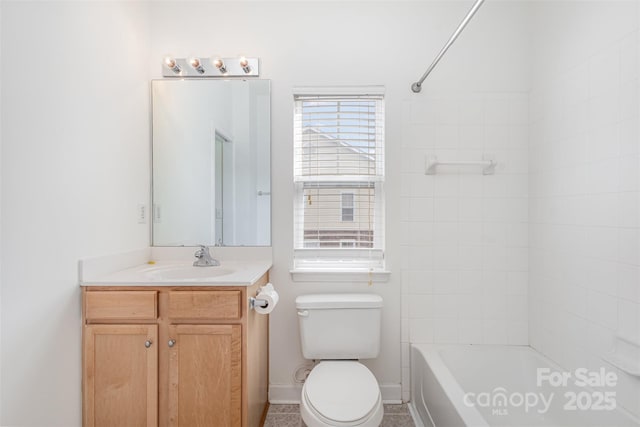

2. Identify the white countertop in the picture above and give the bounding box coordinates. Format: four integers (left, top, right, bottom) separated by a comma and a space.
81, 260, 272, 286
79, 247, 272, 287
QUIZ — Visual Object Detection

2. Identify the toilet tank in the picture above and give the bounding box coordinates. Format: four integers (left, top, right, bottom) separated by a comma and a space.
296, 293, 383, 360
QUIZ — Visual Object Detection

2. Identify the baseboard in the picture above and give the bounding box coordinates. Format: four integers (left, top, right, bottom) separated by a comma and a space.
380, 384, 403, 403
269, 383, 402, 404
269, 384, 303, 404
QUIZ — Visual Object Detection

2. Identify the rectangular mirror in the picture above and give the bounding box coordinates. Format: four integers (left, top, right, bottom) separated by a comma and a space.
151, 79, 271, 246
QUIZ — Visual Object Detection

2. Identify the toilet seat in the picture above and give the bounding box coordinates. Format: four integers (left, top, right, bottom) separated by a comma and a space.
302, 361, 383, 426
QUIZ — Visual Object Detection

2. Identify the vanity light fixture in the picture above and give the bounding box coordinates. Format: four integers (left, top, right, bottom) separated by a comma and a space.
161, 56, 259, 77
239, 57, 251, 73
189, 57, 205, 74
164, 56, 182, 74
213, 58, 227, 74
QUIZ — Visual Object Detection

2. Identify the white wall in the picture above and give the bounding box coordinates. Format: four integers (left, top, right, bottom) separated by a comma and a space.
401, 91, 530, 391
528, 0, 640, 418
0, 2, 151, 425
399, 2, 531, 400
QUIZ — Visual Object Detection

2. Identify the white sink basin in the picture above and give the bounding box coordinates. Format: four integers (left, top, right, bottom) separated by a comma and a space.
144, 265, 234, 281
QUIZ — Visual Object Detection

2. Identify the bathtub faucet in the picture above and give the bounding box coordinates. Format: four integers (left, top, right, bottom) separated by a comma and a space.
193, 244, 220, 267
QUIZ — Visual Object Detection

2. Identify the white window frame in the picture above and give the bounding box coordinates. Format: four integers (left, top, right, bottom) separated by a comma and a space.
291, 86, 389, 281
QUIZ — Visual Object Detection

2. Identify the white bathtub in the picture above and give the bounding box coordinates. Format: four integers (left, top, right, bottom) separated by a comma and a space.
410, 344, 640, 427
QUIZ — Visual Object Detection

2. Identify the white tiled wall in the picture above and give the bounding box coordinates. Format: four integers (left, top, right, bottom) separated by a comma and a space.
529, 1, 640, 418
400, 92, 529, 399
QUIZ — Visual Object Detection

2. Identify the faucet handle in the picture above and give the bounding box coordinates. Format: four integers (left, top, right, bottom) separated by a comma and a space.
194, 244, 207, 258
193, 244, 219, 266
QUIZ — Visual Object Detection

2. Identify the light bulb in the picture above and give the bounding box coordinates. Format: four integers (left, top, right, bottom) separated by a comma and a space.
239, 57, 251, 73
164, 56, 181, 73
213, 58, 227, 74
189, 57, 205, 74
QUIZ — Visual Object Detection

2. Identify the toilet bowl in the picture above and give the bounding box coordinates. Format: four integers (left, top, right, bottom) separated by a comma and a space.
300, 361, 383, 427
295, 294, 385, 427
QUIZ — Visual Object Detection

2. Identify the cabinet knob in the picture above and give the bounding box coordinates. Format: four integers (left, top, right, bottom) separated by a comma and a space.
168, 339, 176, 348
144, 340, 153, 348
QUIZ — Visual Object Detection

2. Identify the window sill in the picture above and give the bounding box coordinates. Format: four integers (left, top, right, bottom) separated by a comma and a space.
290, 268, 391, 283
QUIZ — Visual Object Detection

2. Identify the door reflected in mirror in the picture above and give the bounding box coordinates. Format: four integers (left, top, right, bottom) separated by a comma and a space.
152, 79, 270, 246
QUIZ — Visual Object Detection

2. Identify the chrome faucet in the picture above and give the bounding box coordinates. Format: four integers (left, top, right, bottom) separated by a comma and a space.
193, 244, 220, 267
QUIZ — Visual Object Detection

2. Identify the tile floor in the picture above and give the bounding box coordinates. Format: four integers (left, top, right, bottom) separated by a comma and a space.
264, 403, 416, 427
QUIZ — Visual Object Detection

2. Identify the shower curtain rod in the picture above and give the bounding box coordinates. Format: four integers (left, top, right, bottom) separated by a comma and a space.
411, 0, 486, 93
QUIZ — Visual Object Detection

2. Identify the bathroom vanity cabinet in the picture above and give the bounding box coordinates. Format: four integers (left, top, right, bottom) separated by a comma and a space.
81, 273, 269, 427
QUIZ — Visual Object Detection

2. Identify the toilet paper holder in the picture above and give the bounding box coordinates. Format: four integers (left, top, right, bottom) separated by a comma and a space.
249, 297, 269, 310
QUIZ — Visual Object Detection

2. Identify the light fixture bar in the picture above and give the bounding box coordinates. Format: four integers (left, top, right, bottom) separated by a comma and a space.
162, 57, 260, 77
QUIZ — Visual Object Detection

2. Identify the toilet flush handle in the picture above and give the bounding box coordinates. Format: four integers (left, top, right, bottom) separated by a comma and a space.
297, 310, 309, 317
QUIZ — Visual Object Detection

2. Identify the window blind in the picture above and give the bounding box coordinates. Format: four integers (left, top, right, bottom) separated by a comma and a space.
293, 94, 385, 269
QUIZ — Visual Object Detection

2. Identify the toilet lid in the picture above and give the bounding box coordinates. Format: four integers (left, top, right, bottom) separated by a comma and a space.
304, 361, 380, 424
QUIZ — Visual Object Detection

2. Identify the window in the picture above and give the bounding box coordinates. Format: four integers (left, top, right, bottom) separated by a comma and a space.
341, 193, 355, 222
293, 89, 385, 271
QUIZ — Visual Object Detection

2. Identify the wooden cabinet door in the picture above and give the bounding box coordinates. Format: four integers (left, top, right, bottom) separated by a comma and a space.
83, 324, 158, 427
168, 324, 242, 427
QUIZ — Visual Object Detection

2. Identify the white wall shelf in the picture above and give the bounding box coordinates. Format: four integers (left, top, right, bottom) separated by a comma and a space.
425, 155, 497, 175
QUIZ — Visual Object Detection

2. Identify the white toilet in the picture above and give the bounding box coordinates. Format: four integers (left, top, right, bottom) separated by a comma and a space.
296, 293, 384, 427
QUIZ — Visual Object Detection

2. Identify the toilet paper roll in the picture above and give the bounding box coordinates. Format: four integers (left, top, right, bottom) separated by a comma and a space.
254, 282, 279, 314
